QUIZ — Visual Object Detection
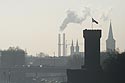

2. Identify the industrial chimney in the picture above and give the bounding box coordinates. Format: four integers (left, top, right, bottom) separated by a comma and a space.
63, 33, 66, 56
58, 34, 61, 57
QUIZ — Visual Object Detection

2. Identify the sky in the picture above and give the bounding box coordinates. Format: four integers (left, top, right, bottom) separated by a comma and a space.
0, 0, 124, 56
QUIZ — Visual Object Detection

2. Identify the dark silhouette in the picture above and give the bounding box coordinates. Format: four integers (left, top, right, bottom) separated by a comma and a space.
102, 52, 125, 83
67, 29, 103, 83
83, 29, 101, 70
67, 29, 125, 83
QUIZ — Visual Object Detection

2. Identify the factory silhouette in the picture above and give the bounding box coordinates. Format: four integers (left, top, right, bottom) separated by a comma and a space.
0, 21, 124, 83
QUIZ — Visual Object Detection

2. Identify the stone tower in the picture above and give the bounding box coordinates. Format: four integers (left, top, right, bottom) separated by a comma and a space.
83, 29, 101, 70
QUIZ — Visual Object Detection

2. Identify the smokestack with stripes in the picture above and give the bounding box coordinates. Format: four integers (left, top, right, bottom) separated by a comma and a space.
63, 33, 66, 56
58, 34, 61, 57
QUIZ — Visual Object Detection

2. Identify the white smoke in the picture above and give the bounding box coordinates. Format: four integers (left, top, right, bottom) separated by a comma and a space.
100, 8, 112, 21
60, 7, 112, 31
60, 7, 91, 31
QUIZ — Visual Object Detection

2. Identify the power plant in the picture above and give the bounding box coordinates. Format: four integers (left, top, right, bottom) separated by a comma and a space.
58, 34, 61, 56
58, 33, 81, 56
58, 33, 66, 56
63, 33, 66, 56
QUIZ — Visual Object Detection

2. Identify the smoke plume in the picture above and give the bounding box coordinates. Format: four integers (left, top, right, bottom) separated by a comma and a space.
100, 8, 112, 21
60, 7, 91, 31
60, 7, 112, 31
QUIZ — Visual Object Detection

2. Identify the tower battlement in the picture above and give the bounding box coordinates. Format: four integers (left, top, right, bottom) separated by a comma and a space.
83, 29, 101, 70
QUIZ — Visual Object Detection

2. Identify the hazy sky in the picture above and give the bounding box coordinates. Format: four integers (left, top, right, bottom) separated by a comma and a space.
0, 0, 124, 56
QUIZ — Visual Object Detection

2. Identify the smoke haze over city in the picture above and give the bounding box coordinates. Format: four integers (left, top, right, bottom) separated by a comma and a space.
0, 0, 125, 83
0, 0, 124, 55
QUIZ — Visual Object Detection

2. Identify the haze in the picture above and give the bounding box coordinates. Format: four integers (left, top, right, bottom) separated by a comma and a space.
0, 0, 124, 56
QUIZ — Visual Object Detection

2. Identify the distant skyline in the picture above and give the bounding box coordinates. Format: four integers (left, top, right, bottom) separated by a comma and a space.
0, 0, 124, 56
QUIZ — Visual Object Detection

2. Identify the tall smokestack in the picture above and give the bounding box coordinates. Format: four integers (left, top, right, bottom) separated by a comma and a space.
63, 33, 66, 56
58, 34, 61, 57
